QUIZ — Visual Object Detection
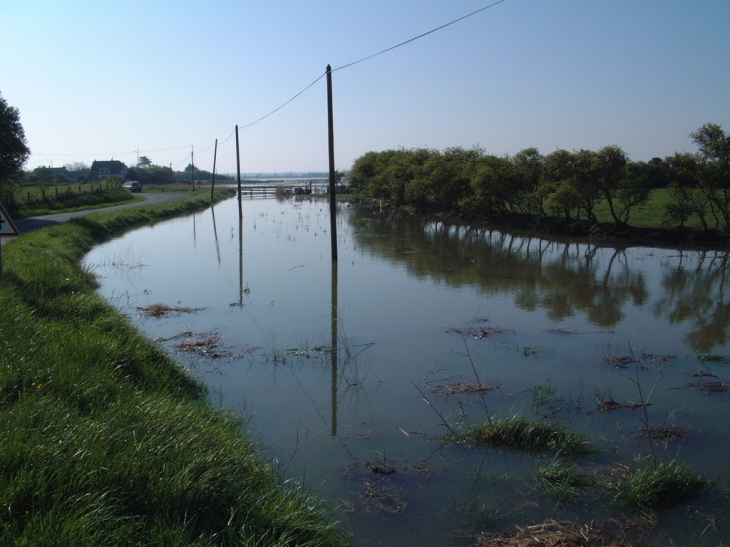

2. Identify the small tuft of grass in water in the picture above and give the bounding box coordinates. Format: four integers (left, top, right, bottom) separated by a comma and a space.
523, 343, 542, 356
531, 379, 564, 410
697, 353, 727, 363
537, 460, 595, 503
449, 416, 596, 456
611, 459, 712, 514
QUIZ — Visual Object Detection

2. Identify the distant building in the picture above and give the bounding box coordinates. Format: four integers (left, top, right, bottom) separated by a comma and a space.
90, 160, 127, 180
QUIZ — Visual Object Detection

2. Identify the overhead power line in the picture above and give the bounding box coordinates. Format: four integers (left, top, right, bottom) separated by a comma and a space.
237, 0, 506, 130
333, 0, 506, 72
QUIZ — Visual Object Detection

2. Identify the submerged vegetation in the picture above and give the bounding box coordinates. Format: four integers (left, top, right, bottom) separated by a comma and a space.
0, 191, 342, 545
448, 415, 596, 456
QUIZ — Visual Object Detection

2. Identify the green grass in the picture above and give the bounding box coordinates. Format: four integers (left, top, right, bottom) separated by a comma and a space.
536, 460, 595, 503
0, 189, 342, 546
448, 415, 596, 456
12, 184, 142, 217
611, 459, 712, 515
697, 353, 728, 363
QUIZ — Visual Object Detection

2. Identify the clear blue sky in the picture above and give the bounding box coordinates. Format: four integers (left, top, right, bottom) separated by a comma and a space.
2, 0, 728, 174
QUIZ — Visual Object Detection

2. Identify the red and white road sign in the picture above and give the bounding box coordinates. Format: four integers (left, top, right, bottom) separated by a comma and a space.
0, 202, 20, 236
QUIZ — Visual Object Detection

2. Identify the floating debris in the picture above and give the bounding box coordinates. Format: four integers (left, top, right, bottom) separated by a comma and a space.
135, 303, 206, 318
464, 517, 658, 547
691, 370, 718, 378
433, 381, 496, 396
590, 396, 648, 413
340, 460, 432, 515
175, 334, 230, 359
446, 326, 506, 339
600, 356, 639, 368
640, 426, 687, 440
599, 353, 675, 369
690, 381, 728, 394
641, 353, 676, 363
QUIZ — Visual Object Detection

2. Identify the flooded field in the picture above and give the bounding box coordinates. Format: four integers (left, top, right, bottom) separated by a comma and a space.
85, 195, 730, 546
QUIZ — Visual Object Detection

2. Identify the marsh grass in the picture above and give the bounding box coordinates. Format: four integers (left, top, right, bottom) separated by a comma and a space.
537, 461, 595, 503
611, 459, 713, 515
449, 416, 596, 456
0, 190, 342, 546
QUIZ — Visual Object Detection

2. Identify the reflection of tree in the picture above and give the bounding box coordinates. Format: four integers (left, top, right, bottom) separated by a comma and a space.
349, 208, 647, 328
653, 251, 730, 352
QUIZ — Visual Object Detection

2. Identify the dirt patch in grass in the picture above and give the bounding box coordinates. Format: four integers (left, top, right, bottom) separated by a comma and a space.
464, 517, 660, 547
135, 303, 206, 317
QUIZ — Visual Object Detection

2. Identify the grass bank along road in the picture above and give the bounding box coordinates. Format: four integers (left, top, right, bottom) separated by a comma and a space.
0, 190, 341, 545
2, 193, 187, 245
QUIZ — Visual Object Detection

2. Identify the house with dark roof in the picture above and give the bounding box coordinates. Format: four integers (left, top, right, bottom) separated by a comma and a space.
90, 160, 127, 180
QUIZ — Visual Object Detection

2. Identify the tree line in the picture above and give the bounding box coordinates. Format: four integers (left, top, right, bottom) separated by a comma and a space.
349, 123, 730, 231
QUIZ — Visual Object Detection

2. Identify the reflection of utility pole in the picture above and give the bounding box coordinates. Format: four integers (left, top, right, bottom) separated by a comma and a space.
331, 260, 338, 437
236, 125, 244, 306
211, 207, 221, 265
239, 206, 244, 306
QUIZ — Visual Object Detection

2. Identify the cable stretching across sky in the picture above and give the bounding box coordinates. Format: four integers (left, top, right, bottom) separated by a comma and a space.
237, 0, 507, 131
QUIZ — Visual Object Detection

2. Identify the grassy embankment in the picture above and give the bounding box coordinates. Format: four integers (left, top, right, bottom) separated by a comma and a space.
11, 182, 144, 217
0, 190, 342, 546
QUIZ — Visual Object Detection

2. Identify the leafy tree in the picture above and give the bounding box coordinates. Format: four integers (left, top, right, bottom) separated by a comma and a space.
540, 149, 580, 219
689, 123, 730, 230
512, 148, 544, 216
64, 161, 89, 172
137, 156, 152, 167
0, 93, 30, 206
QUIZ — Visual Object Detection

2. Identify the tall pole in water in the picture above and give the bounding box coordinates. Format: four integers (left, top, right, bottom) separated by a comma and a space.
326, 64, 338, 262
236, 126, 241, 205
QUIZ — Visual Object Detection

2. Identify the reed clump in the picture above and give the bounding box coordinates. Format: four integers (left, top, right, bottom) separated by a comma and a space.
0, 191, 342, 546
610, 459, 713, 515
449, 415, 596, 456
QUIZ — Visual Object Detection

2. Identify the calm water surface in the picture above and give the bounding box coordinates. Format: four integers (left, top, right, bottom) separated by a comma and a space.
85, 196, 730, 545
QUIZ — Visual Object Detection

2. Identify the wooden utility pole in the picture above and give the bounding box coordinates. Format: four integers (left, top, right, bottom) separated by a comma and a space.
191, 146, 195, 190
235, 126, 241, 205
326, 64, 338, 261
210, 139, 218, 200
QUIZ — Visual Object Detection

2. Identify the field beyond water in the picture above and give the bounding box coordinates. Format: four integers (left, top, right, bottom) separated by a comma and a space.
0, 191, 342, 546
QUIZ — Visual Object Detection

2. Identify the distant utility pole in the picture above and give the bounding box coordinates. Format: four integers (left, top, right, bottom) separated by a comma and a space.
211, 139, 218, 200
191, 146, 195, 190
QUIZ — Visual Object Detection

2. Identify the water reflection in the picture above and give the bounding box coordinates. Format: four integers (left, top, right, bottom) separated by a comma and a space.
84, 197, 730, 546
654, 250, 730, 352
331, 260, 338, 437
349, 207, 728, 351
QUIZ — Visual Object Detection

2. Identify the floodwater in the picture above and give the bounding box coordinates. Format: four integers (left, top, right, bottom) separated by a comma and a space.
85, 195, 730, 546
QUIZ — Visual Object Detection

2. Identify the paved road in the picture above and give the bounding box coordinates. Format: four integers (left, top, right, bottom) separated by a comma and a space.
1, 193, 187, 246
